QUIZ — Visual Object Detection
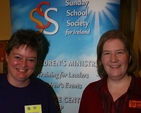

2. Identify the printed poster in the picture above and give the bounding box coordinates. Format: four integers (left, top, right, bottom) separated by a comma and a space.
10, 0, 121, 112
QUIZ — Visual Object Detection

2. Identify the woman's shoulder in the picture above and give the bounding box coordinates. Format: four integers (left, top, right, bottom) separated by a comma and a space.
134, 76, 141, 86
0, 73, 7, 81
30, 77, 48, 87
84, 78, 102, 92
88, 79, 101, 87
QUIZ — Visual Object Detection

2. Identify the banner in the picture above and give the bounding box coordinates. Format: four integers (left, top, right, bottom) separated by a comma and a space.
10, 0, 121, 112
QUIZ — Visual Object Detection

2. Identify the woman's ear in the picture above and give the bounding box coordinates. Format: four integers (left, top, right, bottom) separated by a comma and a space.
5, 52, 8, 62
129, 55, 131, 63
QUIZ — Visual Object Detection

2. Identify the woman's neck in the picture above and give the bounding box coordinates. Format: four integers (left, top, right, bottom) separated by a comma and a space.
107, 75, 132, 101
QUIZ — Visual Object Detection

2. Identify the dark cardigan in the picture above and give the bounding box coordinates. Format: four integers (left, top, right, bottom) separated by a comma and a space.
79, 75, 141, 113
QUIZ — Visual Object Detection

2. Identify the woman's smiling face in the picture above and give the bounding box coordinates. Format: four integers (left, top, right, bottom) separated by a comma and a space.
6, 45, 37, 87
101, 39, 131, 80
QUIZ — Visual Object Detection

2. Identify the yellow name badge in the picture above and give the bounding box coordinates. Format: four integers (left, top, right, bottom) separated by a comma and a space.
25, 104, 42, 113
